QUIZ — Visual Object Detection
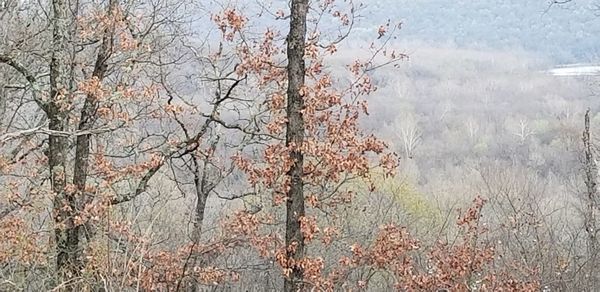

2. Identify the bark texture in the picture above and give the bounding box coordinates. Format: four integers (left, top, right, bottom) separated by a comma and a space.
284, 0, 308, 291
49, 0, 80, 283
583, 109, 598, 287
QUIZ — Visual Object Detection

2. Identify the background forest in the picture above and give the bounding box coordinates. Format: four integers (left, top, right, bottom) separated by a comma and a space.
1, 0, 600, 291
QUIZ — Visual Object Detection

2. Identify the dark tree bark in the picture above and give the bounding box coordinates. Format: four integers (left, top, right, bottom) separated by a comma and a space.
50, 0, 117, 284
191, 138, 219, 245
583, 108, 598, 286
73, 0, 115, 243
49, 0, 79, 283
284, 0, 308, 291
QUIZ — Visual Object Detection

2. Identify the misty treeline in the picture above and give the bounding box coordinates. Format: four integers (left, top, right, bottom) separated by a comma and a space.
0, 0, 598, 291
353, 0, 600, 63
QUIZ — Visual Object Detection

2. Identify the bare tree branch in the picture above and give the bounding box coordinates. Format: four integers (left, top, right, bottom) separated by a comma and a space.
0, 125, 120, 143
0, 53, 46, 110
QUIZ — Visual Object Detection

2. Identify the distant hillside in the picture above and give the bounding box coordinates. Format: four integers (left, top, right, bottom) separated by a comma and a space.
349, 0, 600, 63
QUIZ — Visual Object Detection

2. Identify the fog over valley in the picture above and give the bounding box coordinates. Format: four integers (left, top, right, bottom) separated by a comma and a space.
1, 0, 599, 291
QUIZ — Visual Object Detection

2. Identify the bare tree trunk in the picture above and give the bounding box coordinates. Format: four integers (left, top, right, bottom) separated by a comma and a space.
73, 0, 115, 244
191, 139, 217, 245
192, 164, 209, 244
284, 0, 308, 291
582, 108, 598, 286
188, 151, 212, 292
49, 0, 79, 283
0, 86, 5, 125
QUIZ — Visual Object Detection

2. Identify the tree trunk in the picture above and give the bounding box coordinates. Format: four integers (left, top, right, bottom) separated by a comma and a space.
49, 0, 79, 284
191, 154, 209, 245
583, 108, 598, 286
73, 0, 115, 243
284, 0, 308, 291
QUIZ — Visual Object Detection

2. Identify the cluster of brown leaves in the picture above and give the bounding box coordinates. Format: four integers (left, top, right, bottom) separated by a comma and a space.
138, 246, 237, 290
221, 210, 282, 259
82, 218, 247, 291
346, 197, 540, 291
212, 9, 248, 41
0, 215, 45, 266
76, 5, 140, 52
93, 149, 163, 183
